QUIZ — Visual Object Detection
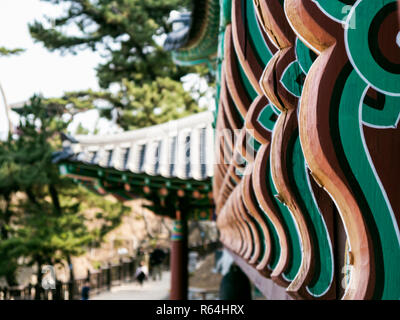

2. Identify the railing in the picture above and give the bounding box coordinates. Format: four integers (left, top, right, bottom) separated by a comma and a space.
0, 241, 220, 300
0, 257, 140, 300
188, 287, 219, 300
189, 241, 221, 257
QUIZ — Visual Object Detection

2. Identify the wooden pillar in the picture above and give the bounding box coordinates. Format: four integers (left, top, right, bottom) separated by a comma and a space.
170, 210, 188, 300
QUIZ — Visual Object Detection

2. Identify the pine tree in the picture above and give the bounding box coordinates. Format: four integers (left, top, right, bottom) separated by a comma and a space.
0, 47, 24, 57
29, 0, 212, 129
29, 0, 192, 87
0, 96, 129, 293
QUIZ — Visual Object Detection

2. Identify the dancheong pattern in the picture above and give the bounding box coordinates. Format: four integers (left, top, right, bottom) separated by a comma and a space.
191, 0, 400, 299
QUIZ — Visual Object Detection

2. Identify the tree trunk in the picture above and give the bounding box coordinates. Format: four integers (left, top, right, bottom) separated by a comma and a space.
35, 259, 43, 300
67, 255, 75, 300
49, 184, 61, 215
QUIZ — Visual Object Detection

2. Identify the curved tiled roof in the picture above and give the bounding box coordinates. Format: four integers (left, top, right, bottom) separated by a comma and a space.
163, 0, 220, 66
163, 12, 191, 51
56, 111, 214, 181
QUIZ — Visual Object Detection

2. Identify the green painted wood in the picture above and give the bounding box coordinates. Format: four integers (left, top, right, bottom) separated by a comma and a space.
212, 0, 400, 300
267, 159, 301, 279
314, 0, 353, 22
338, 68, 400, 300
281, 61, 304, 97
271, 104, 281, 116
254, 214, 266, 265
295, 38, 316, 75
249, 135, 261, 152
362, 94, 400, 128
237, 56, 258, 100
221, 0, 232, 26
257, 104, 277, 132
288, 133, 334, 297
172, 0, 220, 65
256, 163, 280, 271
346, 0, 400, 95
245, 0, 273, 67
63, 163, 211, 187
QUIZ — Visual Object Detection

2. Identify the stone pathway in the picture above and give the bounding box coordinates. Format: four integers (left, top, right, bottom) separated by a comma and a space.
90, 271, 170, 300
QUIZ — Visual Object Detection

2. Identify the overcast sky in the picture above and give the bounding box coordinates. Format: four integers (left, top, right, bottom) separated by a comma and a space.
0, 0, 101, 104
0, 0, 103, 137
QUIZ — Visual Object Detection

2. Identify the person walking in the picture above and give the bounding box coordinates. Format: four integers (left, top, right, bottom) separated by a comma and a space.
135, 261, 148, 286
149, 245, 166, 281
81, 280, 91, 300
